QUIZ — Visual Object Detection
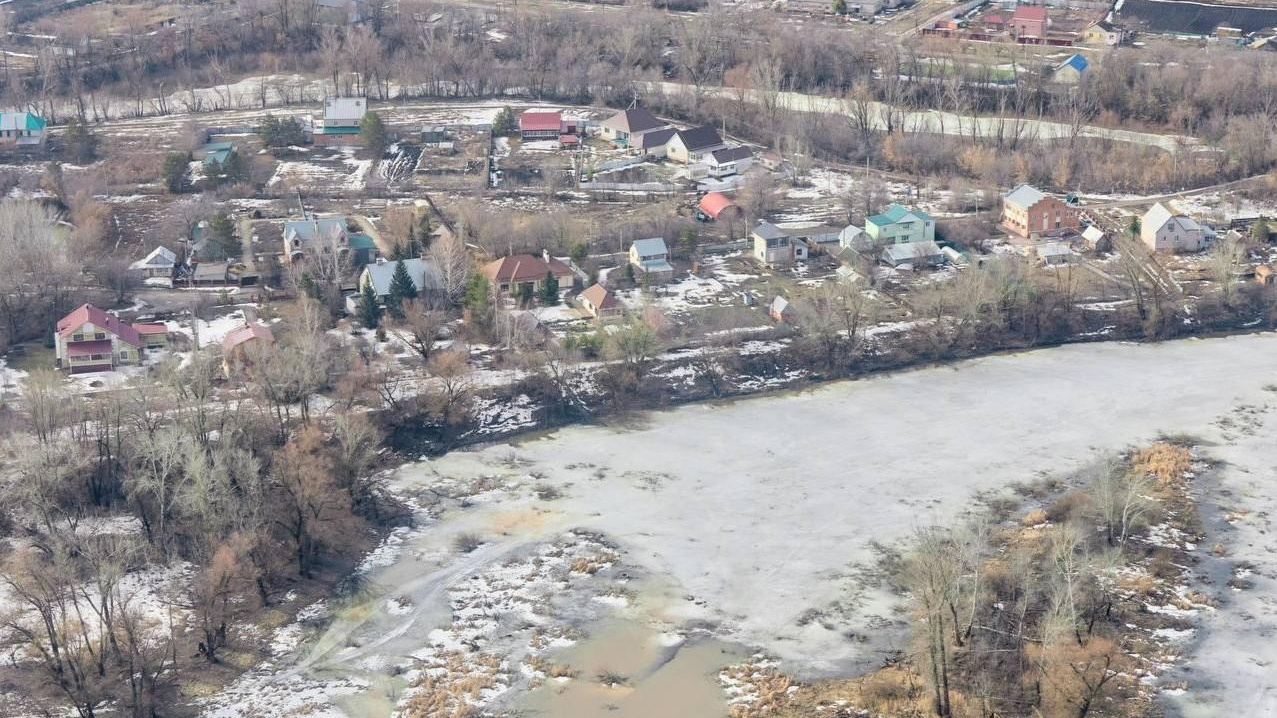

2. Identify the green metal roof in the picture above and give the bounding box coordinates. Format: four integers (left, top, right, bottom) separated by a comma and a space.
867, 204, 932, 228
348, 233, 376, 250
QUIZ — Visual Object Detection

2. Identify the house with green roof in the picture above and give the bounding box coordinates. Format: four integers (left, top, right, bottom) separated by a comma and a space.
0, 111, 47, 147
864, 204, 935, 246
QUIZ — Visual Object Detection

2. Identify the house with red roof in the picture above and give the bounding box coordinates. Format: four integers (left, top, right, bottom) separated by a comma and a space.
481, 253, 577, 295
519, 111, 575, 141
55, 304, 169, 373
1009, 5, 1048, 37
221, 323, 276, 375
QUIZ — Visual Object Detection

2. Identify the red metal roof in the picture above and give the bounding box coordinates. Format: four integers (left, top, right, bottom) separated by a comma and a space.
698, 191, 739, 220
65, 340, 114, 357
57, 303, 142, 347
134, 323, 167, 335
1011, 5, 1047, 21
519, 111, 563, 132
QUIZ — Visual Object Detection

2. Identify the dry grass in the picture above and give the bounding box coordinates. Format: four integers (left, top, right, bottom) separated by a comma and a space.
1131, 443, 1192, 486
400, 652, 503, 718
1021, 508, 1048, 527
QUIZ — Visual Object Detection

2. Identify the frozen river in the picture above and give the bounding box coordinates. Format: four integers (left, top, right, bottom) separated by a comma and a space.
204, 333, 1277, 718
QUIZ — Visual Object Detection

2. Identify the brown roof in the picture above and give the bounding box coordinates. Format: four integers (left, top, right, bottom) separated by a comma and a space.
221, 324, 275, 353
601, 108, 665, 134
579, 283, 619, 311
482, 254, 575, 284
57, 303, 142, 348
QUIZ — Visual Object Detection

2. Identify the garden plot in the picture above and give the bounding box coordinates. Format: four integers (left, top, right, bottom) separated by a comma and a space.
268, 149, 372, 192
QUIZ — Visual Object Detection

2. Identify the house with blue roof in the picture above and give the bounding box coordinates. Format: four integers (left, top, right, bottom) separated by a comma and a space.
628, 237, 675, 283
0, 111, 47, 146
864, 204, 935, 246
1053, 54, 1089, 84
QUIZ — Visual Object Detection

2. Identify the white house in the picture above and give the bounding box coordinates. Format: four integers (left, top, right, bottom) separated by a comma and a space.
322, 97, 367, 129
0, 111, 47, 146
665, 126, 727, 164
1141, 203, 1209, 253
129, 246, 178, 279
599, 108, 668, 148
704, 146, 754, 178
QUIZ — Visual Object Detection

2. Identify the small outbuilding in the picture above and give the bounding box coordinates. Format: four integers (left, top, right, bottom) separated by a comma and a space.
578, 284, 623, 319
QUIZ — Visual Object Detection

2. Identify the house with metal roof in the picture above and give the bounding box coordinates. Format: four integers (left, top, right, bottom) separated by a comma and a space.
665, 125, 727, 164
129, 246, 178, 279
865, 204, 935, 245
881, 240, 944, 268
0, 111, 47, 146
752, 222, 806, 266
1141, 203, 1209, 253
54, 304, 168, 373
705, 146, 754, 178
1002, 184, 1077, 238
628, 237, 675, 283
283, 215, 350, 263
358, 257, 446, 301
600, 108, 668, 148
1053, 54, 1089, 84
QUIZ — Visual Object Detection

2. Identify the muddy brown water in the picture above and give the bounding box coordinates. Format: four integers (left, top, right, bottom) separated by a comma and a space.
519, 618, 748, 718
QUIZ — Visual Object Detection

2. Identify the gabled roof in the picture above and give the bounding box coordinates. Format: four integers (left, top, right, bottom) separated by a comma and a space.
710, 146, 753, 164
1011, 5, 1047, 22
1056, 54, 1089, 73
883, 240, 943, 263
1088, 19, 1117, 31
1004, 184, 1048, 210
640, 127, 678, 150
601, 108, 665, 134
631, 237, 669, 257
752, 221, 789, 241
519, 111, 563, 132
698, 191, 739, 219
222, 324, 275, 353
0, 112, 46, 132
1082, 225, 1105, 242
361, 258, 444, 297
482, 254, 575, 284
867, 204, 932, 227
324, 97, 366, 121
129, 246, 177, 271
57, 304, 143, 348
770, 296, 793, 315
580, 283, 619, 311
284, 216, 348, 245
673, 125, 724, 152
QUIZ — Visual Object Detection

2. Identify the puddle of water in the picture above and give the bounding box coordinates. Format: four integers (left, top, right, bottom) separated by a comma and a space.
519, 619, 748, 718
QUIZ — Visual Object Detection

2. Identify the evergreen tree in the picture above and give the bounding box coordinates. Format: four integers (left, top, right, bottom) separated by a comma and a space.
1251, 217, 1270, 243
62, 119, 98, 164
417, 212, 433, 251
518, 282, 534, 306
386, 260, 418, 318
493, 107, 518, 137
221, 150, 249, 185
207, 211, 239, 260
539, 270, 560, 305
259, 114, 305, 148
360, 111, 389, 157
163, 152, 190, 194
357, 279, 382, 329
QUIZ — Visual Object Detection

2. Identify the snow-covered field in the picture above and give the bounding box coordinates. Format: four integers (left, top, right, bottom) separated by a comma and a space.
203, 332, 1277, 717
